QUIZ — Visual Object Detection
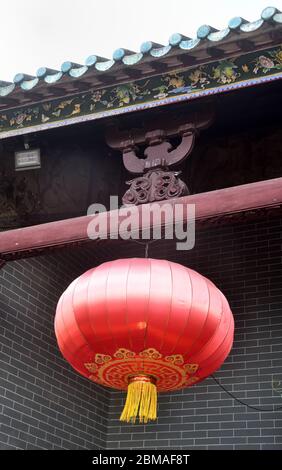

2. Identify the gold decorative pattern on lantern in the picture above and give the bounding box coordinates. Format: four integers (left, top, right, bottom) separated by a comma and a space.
184, 363, 199, 374
95, 353, 112, 364
165, 354, 184, 365
114, 348, 136, 359
84, 348, 199, 392
84, 363, 98, 373
139, 348, 162, 360
185, 376, 200, 385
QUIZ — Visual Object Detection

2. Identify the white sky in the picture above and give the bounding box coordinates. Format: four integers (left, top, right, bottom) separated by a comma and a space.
0, 0, 281, 82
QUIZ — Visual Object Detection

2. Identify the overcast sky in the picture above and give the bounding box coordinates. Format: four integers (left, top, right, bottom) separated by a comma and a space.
0, 1, 281, 82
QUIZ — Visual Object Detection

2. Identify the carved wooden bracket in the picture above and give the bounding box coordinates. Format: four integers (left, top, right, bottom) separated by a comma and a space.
121, 124, 196, 175
106, 106, 214, 205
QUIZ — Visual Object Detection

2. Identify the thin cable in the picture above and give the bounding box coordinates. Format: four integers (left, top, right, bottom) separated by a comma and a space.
127, 239, 158, 259
145, 242, 149, 259
211, 374, 282, 412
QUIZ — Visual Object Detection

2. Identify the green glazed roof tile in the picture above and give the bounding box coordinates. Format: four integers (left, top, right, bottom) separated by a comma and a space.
208, 28, 230, 42
228, 17, 247, 30
274, 12, 282, 22
240, 19, 264, 32
0, 81, 15, 96
69, 66, 88, 78
95, 60, 115, 71
179, 38, 201, 50
150, 45, 171, 57
44, 72, 63, 83
20, 78, 39, 90
122, 53, 143, 65
261, 6, 278, 20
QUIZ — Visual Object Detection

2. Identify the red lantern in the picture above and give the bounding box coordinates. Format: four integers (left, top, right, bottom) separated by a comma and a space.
54, 258, 234, 423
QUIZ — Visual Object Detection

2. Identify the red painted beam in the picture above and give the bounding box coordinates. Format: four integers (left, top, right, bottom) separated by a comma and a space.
0, 177, 281, 260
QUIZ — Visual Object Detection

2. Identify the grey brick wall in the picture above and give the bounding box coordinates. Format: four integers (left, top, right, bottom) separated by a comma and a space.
0, 252, 110, 449
0, 215, 282, 450
106, 215, 282, 450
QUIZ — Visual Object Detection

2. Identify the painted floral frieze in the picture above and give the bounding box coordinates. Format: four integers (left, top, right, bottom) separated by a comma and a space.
0, 46, 281, 135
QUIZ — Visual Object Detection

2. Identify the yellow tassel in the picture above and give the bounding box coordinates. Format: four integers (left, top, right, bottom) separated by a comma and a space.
120, 376, 157, 424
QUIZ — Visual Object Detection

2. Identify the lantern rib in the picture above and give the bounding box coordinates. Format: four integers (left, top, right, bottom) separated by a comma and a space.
193, 300, 230, 370
71, 273, 99, 350
125, 258, 133, 352
143, 258, 152, 359
158, 260, 174, 353
185, 276, 211, 357
54, 295, 75, 363
85, 268, 100, 348
104, 262, 119, 353
187, 286, 225, 364
194, 301, 233, 374
70, 275, 96, 358
168, 266, 193, 355
58, 282, 89, 372
61, 284, 81, 356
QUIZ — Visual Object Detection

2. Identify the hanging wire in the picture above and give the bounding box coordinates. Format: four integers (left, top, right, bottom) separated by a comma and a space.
128, 239, 158, 258
145, 242, 149, 259
211, 375, 282, 412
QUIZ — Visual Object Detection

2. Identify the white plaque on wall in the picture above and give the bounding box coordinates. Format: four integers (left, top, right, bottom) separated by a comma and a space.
15, 149, 41, 171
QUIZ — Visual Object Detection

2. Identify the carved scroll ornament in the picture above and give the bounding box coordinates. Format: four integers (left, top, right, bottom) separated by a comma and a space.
106, 108, 214, 205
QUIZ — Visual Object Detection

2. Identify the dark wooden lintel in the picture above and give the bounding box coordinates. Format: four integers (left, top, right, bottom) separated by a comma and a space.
0, 97, 19, 108
206, 46, 225, 58
236, 39, 255, 52
0, 177, 281, 261
148, 61, 169, 73
178, 54, 197, 67
69, 80, 94, 92
270, 29, 282, 42
39, 86, 70, 97
95, 75, 115, 86
20, 92, 43, 102
127, 70, 143, 80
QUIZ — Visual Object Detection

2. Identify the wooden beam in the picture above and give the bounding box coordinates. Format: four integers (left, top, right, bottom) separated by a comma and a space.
0, 177, 281, 260
0, 97, 19, 108
206, 46, 225, 58
123, 69, 143, 80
